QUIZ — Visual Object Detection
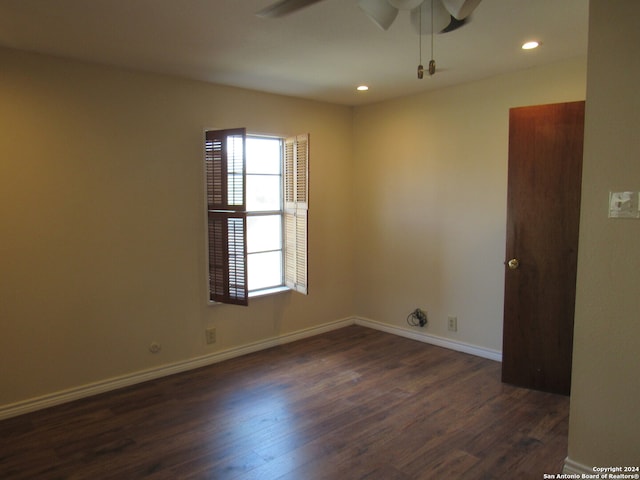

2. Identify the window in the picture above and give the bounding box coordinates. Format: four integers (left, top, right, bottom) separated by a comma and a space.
246, 136, 283, 292
205, 129, 308, 306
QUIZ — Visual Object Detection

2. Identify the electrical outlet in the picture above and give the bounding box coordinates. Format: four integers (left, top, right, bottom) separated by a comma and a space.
205, 327, 216, 344
149, 342, 162, 353
447, 316, 458, 332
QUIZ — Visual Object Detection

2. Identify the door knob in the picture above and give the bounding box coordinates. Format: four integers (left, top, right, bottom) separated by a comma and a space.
507, 258, 520, 270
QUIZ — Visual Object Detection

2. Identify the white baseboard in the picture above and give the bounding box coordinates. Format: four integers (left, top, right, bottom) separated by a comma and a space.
563, 457, 593, 475
354, 316, 503, 362
0, 317, 353, 421
0, 316, 502, 420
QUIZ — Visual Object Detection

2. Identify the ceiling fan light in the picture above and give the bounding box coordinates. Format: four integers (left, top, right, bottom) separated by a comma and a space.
440, 0, 482, 20
388, 0, 424, 10
358, 0, 399, 30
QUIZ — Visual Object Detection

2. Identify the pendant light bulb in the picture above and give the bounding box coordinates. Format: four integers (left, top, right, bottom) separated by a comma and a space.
418, 64, 424, 79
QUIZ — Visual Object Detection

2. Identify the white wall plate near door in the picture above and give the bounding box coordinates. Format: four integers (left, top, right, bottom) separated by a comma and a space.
608, 191, 640, 219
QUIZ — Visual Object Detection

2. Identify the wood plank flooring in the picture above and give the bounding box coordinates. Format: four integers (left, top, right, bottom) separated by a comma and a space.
0, 326, 570, 479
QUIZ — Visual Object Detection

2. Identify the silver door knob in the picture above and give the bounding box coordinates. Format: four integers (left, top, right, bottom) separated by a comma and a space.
507, 258, 520, 270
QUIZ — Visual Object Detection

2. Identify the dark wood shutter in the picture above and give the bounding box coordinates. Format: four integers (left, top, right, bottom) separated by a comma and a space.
205, 128, 248, 305
284, 134, 309, 294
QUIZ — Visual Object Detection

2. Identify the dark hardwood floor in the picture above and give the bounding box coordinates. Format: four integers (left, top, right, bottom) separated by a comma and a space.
0, 326, 569, 479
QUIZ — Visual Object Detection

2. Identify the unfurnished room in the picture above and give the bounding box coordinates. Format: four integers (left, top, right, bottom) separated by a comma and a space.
0, 0, 638, 478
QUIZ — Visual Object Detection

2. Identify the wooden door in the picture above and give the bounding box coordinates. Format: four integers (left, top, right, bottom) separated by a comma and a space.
502, 101, 585, 395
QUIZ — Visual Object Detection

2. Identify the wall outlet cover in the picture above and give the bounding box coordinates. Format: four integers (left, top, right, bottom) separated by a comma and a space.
206, 328, 216, 344
609, 191, 640, 218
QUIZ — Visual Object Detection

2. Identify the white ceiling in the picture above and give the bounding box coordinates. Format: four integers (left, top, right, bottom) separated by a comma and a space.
0, 0, 589, 106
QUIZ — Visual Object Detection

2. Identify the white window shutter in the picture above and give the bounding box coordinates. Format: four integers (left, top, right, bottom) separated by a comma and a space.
284, 134, 309, 294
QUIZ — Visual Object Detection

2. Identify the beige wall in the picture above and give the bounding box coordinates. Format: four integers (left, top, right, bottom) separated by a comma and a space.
352, 58, 587, 352
0, 47, 355, 406
568, 0, 640, 467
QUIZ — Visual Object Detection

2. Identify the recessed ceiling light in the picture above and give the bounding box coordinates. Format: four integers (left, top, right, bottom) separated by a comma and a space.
522, 41, 540, 50
357, 85, 369, 91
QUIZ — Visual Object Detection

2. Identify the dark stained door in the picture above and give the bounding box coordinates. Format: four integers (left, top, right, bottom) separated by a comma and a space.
502, 101, 585, 395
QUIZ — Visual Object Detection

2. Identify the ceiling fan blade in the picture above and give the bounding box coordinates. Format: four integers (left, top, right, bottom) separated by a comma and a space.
441, 15, 467, 32
440, 0, 482, 19
409, 0, 452, 35
256, 0, 326, 18
358, 0, 399, 30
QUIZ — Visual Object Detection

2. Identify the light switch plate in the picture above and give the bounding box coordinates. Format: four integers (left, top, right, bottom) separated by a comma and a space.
608, 191, 640, 219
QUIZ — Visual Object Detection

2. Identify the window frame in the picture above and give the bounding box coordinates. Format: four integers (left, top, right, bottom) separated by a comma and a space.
204, 129, 308, 306
245, 134, 285, 296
